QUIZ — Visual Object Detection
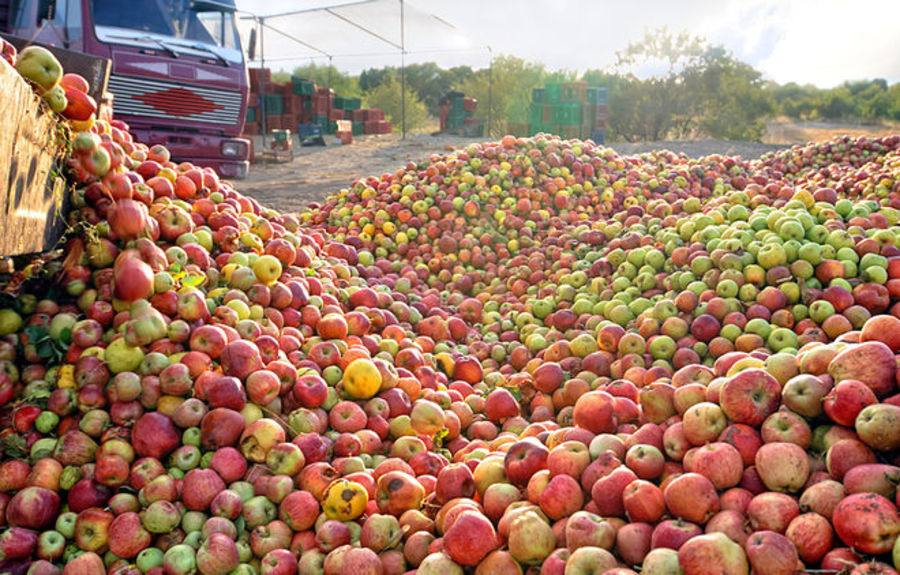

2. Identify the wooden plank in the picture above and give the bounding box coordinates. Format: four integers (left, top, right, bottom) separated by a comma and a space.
0, 34, 111, 105
0, 58, 68, 257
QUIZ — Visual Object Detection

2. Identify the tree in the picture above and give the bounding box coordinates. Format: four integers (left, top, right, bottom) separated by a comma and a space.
606, 28, 706, 141
361, 63, 475, 115
687, 46, 774, 140
821, 88, 856, 120
605, 28, 772, 142
459, 55, 545, 137
363, 74, 431, 133
772, 83, 822, 120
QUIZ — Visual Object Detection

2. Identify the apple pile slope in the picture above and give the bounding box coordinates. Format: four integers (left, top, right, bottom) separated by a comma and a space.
4, 46, 900, 573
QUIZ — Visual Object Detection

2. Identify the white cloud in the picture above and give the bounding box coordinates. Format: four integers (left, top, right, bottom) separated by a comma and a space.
752, 0, 900, 86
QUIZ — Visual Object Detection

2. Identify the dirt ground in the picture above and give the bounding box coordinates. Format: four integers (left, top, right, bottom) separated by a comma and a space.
763, 117, 900, 145
239, 119, 898, 215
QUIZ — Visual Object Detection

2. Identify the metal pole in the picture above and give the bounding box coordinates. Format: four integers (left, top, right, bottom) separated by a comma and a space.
328, 56, 333, 90
487, 46, 493, 138
259, 17, 267, 153
400, 0, 406, 139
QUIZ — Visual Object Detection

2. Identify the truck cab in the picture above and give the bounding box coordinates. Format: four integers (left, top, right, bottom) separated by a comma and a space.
4, 0, 250, 179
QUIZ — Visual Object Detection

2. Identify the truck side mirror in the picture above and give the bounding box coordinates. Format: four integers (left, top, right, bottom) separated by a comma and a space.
247, 28, 256, 61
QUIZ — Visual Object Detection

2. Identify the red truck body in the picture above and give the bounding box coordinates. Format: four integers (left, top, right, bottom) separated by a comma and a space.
2, 0, 250, 178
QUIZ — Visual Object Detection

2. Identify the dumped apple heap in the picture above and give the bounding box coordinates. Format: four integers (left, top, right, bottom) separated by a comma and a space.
6, 49, 900, 575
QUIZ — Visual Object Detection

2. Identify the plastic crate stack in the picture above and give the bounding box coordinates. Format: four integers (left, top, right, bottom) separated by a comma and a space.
528, 83, 607, 143
440, 93, 482, 136
243, 69, 390, 138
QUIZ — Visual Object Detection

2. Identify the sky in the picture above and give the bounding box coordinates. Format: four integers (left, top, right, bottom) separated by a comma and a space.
233, 0, 900, 88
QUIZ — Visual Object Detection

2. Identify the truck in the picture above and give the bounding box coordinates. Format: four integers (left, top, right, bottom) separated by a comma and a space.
1, 0, 251, 179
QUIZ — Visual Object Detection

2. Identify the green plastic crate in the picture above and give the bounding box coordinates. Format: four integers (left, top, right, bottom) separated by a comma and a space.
532, 88, 545, 103
529, 102, 543, 125
344, 97, 361, 111
551, 103, 581, 126
291, 77, 315, 96
449, 97, 465, 113
544, 83, 561, 103
262, 94, 283, 115
530, 123, 552, 135
352, 121, 363, 135
311, 114, 329, 131
446, 111, 467, 129
246, 107, 257, 123
333, 96, 346, 110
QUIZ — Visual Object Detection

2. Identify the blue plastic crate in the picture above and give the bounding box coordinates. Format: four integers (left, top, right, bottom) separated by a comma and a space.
588, 87, 608, 103
297, 123, 324, 140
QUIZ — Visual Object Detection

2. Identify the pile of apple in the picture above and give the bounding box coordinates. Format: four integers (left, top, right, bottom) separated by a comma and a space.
3, 59, 900, 574
9, 45, 99, 127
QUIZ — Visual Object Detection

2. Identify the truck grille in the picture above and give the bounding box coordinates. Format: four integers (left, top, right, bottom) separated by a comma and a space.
107, 74, 243, 126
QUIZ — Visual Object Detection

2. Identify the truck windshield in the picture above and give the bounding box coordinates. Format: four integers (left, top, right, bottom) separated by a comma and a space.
91, 0, 240, 52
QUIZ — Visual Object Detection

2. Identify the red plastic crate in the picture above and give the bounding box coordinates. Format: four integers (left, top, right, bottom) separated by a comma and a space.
243, 123, 260, 136
248, 68, 271, 90
364, 109, 384, 122
352, 109, 365, 122
310, 96, 330, 115
562, 81, 588, 102
363, 121, 379, 134
328, 109, 344, 122
281, 95, 300, 113
378, 121, 392, 134
463, 97, 477, 112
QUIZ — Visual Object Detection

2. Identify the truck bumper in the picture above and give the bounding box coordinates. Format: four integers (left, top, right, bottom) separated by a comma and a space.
129, 129, 250, 179
184, 158, 249, 180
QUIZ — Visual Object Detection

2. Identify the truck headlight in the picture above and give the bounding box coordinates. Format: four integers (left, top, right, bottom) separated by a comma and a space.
221, 141, 247, 158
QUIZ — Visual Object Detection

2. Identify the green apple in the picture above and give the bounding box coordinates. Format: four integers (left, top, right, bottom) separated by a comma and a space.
41, 84, 68, 113
532, 299, 553, 319
797, 243, 822, 265
863, 266, 888, 284
756, 244, 786, 269
720, 324, 742, 342
0, 308, 23, 336
780, 282, 800, 304
48, 312, 78, 341
767, 328, 798, 353
569, 333, 598, 358
744, 318, 772, 340
649, 335, 676, 360
15, 46, 63, 92
105, 337, 146, 374
808, 300, 835, 324
716, 279, 738, 299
